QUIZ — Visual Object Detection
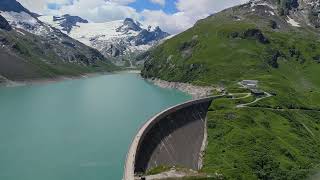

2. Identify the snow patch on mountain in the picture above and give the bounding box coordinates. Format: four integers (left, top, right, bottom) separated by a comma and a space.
286, 16, 301, 27
0, 11, 48, 36
69, 20, 136, 45
39, 15, 170, 64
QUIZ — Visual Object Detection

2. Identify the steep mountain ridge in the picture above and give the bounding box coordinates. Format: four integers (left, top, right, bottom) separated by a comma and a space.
39, 15, 170, 66
0, 0, 115, 83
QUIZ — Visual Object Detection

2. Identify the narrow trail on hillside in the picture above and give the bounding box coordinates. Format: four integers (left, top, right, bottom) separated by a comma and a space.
236, 92, 272, 108
229, 93, 251, 99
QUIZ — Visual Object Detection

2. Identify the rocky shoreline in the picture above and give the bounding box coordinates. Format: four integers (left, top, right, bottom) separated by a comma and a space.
148, 78, 219, 99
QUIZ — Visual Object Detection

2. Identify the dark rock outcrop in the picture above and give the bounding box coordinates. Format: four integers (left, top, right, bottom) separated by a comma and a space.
53, 14, 88, 33
276, 0, 299, 15
134, 26, 170, 46
230, 29, 269, 44
267, 0, 320, 28
265, 49, 281, 68
105, 44, 121, 57
244, 29, 269, 44
116, 18, 142, 33
0, 15, 11, 31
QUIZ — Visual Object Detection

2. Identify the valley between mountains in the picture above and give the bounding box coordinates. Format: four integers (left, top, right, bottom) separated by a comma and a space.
0, 0, 169, 84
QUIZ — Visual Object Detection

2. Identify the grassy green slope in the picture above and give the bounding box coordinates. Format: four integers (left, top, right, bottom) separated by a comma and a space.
141, 3, 320, 180
205, 101, 320, 179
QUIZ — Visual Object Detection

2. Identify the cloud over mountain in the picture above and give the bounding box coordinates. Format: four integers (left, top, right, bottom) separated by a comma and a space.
17, 0, 248, 34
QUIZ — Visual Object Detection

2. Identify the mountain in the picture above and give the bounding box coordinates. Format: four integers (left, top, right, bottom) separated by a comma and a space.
0, 0, 115, 83
39, 16, 170, 66
141, 0, 320, 179
142, 0, 320, 81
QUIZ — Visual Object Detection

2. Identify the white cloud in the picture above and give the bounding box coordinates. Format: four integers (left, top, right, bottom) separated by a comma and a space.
51, 0, 140, 22
176, 0, 248, 16
17, 0, 71, 14
107, 0, 136, 5
150, 0, 165, 6
17, 0, 139, 22
17, 0, 249, 34
143, 0, 249, 34
141, 10, 192, 34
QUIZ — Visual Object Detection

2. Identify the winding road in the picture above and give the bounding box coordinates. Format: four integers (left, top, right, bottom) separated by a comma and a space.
236, 92, 272, 108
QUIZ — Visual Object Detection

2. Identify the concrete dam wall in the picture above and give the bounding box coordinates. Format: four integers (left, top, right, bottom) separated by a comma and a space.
124, 97, 219, 180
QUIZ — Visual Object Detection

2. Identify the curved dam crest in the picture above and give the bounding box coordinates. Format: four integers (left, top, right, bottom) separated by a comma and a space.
124, 96, 222, 180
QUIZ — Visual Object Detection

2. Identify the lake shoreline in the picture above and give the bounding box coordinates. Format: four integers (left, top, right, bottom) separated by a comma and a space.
0, 70, 141, 87
147, 78, 218, 99
0, 70, 216, 100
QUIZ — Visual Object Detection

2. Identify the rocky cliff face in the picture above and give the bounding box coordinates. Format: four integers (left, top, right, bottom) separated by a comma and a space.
0, 15, 11, 31
295, 0, 320, 28
250, 0, 320, 28
133, 26, 170, 46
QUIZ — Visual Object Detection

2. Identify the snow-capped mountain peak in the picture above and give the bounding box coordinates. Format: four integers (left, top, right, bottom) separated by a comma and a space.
116, 18, 142, 33
39, 15, 170, 65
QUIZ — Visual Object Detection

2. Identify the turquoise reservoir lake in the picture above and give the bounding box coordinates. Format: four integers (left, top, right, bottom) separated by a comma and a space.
0, 73, 191, 180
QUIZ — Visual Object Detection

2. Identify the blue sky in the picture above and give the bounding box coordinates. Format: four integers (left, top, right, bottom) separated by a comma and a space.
129, 0, 177, 14
45, 0, 178, 14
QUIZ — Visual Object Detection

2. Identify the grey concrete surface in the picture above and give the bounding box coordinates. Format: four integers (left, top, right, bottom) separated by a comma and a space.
123, 96, 221, 180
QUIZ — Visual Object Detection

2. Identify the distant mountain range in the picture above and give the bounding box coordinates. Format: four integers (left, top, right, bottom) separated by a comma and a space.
0, 0, 115, 83
0, 0, 170, 84
39, 15, 170, 66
